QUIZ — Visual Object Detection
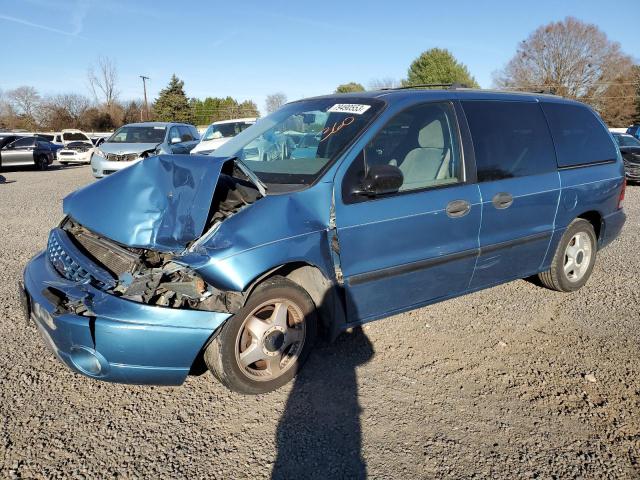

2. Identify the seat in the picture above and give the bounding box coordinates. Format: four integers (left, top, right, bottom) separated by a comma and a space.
397, 118, 451, 191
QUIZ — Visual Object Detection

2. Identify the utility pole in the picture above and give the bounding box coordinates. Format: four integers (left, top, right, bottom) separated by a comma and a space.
140, 75, 150, 121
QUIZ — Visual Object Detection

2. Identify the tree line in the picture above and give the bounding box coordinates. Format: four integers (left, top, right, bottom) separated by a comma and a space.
0, 59, 261, 132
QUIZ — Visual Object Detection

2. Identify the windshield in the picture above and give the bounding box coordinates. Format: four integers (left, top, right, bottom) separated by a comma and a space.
614, 134, 640, 147
108, 126, 166, 144
214, 98, 384, 185
203, 121, 253, 140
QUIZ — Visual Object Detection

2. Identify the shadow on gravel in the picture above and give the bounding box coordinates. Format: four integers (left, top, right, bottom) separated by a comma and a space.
0, 163, 85, 173
272, 327, 374, 480
0, 174, 16, 184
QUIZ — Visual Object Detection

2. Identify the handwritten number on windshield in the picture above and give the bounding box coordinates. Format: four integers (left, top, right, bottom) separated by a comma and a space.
320, 116, 355, 142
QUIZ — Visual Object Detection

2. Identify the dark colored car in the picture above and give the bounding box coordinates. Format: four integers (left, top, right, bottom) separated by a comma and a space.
612, 132, 640, 183
22, 89, 626, 394
0, 136, 55, 170
626, 125, 640, 139
36, 134, 64, 153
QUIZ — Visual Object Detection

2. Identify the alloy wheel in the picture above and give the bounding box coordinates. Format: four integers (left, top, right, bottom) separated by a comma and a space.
564, 232, 592, 282
234, 299, 306, 381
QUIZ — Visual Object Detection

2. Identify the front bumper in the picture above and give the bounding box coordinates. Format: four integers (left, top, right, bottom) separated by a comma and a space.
23, 251, 231, 385
90, 153, 143, 178
57, 150, 92, 164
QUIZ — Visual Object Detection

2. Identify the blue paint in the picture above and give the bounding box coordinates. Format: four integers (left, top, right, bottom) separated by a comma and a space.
23, 89, 627, 386
64, 154, 225, 251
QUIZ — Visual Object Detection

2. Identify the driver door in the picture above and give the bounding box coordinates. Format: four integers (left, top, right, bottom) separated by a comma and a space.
334, 101, 481, 322
2, 137, 35, 166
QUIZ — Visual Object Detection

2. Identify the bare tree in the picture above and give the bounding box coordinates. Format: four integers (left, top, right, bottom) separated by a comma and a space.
368, 77, 401, 90
88, 56, 119, 109
265, 92, 287, 114
42, 93, 92, 130
494, 17, 636, 126
7, 86, 41, 129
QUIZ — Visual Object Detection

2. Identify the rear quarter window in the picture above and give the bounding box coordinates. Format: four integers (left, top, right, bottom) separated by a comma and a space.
541, 102, 618, 168
462, 101, 557, 181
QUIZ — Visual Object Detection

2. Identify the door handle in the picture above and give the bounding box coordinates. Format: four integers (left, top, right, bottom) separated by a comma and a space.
492, 192, 513, 209
446, 199, 471, 218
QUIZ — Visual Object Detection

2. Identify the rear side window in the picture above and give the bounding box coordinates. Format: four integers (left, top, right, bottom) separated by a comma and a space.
462, 101, 557, 181
541, 103, 618, 167
11, 137, 35, 148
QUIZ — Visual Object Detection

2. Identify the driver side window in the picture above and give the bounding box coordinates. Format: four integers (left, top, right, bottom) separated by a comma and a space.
364, 102, 462, 192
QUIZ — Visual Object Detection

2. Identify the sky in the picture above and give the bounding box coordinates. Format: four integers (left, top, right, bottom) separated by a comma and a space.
0, 0, 638, 115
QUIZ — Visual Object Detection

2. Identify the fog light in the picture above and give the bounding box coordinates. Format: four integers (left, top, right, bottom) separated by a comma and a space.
69, 346, 105, 376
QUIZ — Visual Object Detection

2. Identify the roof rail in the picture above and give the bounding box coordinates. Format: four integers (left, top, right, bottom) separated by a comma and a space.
380, 83, 471, 91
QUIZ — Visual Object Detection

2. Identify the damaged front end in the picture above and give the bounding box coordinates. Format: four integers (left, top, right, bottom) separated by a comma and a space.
23, 154, 272, 385
54, 154, 264, 315
54, 219, 245, 313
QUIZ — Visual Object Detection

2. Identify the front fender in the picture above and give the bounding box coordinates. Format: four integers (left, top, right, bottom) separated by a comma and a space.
178, 182, 336, 292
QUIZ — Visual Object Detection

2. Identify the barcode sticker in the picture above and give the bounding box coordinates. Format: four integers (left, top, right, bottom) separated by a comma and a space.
327, 104, 371, 115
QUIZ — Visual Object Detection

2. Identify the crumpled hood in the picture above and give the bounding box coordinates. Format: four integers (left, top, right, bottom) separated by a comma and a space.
99, 142, 159, 154
63, 155, 226, 252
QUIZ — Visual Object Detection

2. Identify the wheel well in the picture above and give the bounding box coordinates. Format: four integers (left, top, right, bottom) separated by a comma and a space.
577, 211, 602, 239
245, 262, 346, 339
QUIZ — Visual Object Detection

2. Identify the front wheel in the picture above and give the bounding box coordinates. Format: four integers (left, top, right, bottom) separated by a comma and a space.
204, 276, 317, 394
538, 218, 597, 292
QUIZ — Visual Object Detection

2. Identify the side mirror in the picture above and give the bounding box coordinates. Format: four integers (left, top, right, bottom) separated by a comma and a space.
170, 137, 181, 144
355, 164, 404, 197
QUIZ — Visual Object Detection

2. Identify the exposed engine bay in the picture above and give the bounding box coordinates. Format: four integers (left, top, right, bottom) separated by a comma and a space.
56, 167, 262, 313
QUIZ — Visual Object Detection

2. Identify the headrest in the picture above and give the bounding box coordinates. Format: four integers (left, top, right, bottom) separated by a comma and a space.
418, 119, 445, 149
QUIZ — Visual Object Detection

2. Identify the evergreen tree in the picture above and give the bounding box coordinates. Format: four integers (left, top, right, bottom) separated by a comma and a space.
335, 82, 365, 93
404, 48, 479, 88
153, 75, 193, 123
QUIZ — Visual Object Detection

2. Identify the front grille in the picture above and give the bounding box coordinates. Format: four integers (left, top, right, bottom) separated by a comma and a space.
46, 229, 116, 289
48, 232, 92, 283
103, 170, 116, 175
73, 232, 137, 276
105, 153, 139, 162
59, 151, 75, 156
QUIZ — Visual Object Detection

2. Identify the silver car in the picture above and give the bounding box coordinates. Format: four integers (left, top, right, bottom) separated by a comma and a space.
90, 122, 200, 178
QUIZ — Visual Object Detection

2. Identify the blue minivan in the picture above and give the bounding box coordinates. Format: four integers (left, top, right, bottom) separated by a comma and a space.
21, 88, 626, 394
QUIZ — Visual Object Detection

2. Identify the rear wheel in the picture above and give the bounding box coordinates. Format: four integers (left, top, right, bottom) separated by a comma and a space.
35, 155, 48, 171
204, 276, 317, 394
538, 218, 597, 292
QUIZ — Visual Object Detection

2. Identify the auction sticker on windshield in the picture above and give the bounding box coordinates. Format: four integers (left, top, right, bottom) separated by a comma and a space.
327, 104, 371, 115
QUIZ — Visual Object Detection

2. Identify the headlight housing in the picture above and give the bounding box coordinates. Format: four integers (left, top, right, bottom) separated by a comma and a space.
94, 149, 106, 159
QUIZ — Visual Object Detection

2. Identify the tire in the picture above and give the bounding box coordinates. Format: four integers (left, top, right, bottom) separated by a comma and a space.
538, 218, 597, 292
204, 276, 317, 394
35, 155, 48, 171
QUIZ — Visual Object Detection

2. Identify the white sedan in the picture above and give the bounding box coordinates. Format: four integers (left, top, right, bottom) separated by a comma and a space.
56, 141, 95, 164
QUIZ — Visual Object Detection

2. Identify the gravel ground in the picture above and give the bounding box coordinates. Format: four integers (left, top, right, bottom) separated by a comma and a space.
1, 164, 639, 479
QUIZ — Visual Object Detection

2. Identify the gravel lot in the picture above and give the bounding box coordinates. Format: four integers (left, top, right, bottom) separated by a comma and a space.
1, 164, 639, 479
